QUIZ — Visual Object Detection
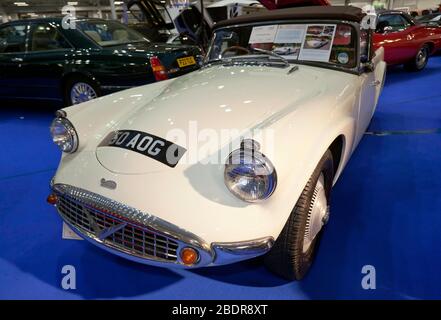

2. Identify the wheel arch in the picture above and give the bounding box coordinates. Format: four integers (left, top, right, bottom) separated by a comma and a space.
328, 134, 345, 179
423, 41, 436, 55
60, 71, 101, 93
60, 71, 102, 105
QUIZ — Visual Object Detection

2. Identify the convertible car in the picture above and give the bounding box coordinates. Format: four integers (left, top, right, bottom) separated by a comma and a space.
306, 38, 329, 49
0, 17, 201, 105
273, 46, 298, 55
48, 6, 385, 280
373, 10, 441, 71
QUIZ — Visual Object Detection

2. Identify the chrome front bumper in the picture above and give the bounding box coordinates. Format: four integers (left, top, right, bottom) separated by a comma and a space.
51, 184, 273, 268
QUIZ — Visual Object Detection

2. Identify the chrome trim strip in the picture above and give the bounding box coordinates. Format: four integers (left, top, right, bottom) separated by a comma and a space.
212, 236, 274, 265
100, 85, 134, 90
52, 183, 213, 267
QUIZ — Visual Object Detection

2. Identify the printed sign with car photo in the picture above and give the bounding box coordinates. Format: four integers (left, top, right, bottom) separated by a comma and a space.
299, 24, 336, 62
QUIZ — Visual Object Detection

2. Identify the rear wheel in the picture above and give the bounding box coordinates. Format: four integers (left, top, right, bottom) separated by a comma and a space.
404, 45, 429, 72
64, 76, 100, 106
264, 150, 334, 280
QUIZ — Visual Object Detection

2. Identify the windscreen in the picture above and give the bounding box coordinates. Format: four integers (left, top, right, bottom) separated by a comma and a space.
78, 20, 148, 46
207, 22, 357, 69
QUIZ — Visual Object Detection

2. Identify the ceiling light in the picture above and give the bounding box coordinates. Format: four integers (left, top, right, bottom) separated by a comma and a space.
67, 1, 78, 5
114, 1, 124, 5
14, 2, 29, 6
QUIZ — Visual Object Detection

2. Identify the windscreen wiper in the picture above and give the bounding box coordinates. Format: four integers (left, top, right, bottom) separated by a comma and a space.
251, 47, 290, 67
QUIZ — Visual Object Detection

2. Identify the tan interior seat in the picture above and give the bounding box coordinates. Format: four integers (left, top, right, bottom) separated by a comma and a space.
113, 29, 129, 41
84, 30, 101, 43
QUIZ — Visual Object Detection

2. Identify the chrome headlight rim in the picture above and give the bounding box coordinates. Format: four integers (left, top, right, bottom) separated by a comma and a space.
50, 117, 79, 153
224, 143, 277, 203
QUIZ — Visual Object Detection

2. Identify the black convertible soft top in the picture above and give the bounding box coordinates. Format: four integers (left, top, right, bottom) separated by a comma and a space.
214, 6, 365, 29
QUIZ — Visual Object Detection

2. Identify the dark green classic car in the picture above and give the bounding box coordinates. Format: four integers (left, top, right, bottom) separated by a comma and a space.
0, 17, 202, 105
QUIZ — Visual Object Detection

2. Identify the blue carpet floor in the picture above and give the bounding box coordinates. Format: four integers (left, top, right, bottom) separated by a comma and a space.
1, 56, 441, 299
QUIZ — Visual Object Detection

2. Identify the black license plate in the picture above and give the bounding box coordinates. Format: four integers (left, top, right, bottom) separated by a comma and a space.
99, 130, 186, 168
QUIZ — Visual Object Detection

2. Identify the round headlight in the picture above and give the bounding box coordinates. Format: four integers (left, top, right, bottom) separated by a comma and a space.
50, 117, 78, 153
224, 144, 277, 202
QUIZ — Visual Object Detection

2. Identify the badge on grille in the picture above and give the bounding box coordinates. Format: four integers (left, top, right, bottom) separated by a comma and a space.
82, 207, 127, 240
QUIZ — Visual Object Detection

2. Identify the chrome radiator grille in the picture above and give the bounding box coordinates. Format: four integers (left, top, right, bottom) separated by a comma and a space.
57, 195, 179, 262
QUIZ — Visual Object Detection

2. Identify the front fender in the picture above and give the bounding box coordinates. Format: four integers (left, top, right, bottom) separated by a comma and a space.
263, 116, 356, 242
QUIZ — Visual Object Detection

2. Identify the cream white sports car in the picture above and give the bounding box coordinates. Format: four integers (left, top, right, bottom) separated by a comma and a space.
48, 6, 385, 280
306, 38, 329, 48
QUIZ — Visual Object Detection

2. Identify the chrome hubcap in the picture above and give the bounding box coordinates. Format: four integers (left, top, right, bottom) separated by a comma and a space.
416, 48, 427, 68
303, 174, 329, 253
71, 82, 97, 104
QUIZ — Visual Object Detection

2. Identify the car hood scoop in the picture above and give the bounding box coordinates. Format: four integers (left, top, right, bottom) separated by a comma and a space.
96, 65, 322, 174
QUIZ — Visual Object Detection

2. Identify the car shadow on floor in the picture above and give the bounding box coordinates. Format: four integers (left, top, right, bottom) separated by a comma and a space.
192, 257, 290, 288
65, 244, 185, 299
3, 236, 185, 299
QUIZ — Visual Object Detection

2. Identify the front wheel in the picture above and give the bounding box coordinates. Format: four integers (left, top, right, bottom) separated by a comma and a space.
404, 45, 429, 72
264, 150, 334, 280
64, 76, 100, 106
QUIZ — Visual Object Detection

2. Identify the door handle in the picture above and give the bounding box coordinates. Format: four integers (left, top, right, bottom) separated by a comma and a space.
11, 57, 23, 62
371, 80, 381, 87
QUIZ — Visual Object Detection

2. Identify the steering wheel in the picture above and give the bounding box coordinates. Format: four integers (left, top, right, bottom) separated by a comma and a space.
221, 45, 250, 57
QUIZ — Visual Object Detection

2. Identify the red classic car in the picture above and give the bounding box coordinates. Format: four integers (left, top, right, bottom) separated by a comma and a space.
373, 10, 441, 71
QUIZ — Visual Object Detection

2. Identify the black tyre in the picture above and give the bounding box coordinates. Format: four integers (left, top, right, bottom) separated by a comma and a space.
63, 75, 100, 106
404, 45, 430, 72
264, 150, 334, 280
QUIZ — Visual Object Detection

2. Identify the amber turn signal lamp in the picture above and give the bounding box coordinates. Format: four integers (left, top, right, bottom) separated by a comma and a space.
46, 193, 58, 205
180, 247, 199, 265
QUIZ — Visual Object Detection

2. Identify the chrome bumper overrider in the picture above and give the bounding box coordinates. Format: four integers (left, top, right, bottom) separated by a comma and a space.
52, 184, 273, 268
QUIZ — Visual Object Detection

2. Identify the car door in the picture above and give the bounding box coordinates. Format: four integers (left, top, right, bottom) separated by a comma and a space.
20, 22, 74, 101
355, 31, 385, 145
374, 13, 415, 64
372, 47, 386, 105
0, 23, 29, 99
355, 73, 375, 146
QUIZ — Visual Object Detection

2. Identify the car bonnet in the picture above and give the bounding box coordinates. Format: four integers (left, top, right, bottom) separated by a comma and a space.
95, 64, 324, 174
